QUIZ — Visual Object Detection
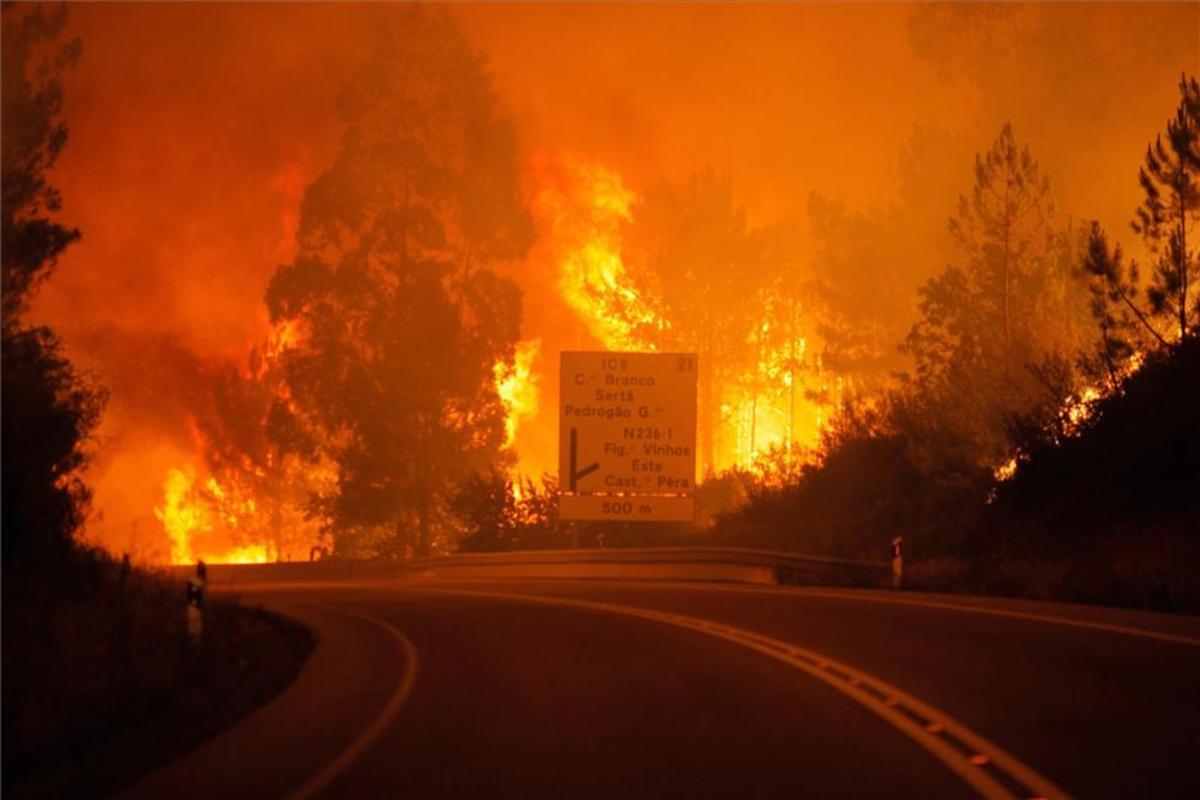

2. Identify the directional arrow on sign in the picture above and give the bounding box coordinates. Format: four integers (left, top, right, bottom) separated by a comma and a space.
568, 427, 600, 491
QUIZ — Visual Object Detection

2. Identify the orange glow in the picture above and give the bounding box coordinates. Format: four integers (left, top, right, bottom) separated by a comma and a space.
218, 544, 272, 565
154, 467, 205, 565
153, 467, 274, 565
537, 161, 664, 351
529, 158, 832, 474
495, 339, 541, 448
22, 3, 1195, 559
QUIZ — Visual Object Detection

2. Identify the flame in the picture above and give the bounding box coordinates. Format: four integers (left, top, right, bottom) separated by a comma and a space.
1063, 385, 1102, 435
495, 339, 541, 447
536, 161, 663, 350
531, 158, 833, 475
1059, 350, 1146, 439
993, 456, 1019, 483
727, 334, 833, 467
264, 317, 305, 362
152, 464, 298, 565
154, 467, 205, 565
219, 543, 271, 564
994, 349, 1149, 486
142, 315, 335, 566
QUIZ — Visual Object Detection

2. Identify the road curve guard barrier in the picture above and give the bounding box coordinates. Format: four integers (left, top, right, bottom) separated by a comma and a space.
185, 547, 890, 588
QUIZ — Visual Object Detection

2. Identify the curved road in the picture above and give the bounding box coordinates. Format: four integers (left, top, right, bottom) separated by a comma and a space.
122, 579, 1200, 799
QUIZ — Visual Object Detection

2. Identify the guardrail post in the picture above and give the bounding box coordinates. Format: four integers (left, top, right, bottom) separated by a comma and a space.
891, 537, 903, 589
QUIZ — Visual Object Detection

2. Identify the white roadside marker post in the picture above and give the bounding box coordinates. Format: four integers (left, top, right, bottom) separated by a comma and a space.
891, 536, 903, 589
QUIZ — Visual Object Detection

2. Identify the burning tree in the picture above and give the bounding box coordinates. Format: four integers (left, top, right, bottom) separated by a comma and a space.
265, 7, 531, 556
620, 169, 768, 473
184, 338, 334, 563
902, 124, 1090, 467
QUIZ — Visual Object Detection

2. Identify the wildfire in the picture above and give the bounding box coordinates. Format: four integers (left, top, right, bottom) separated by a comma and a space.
727, 332, 830, 466
495, 339, 541, 447
220, 543, 271, 564
264, 317, 305, 362
994, 350, 1149, 486
139, 313, 338, 565
535, 161, 663, 350
154, 467, 205, 565
528, 158, 833, 475
153, 464, 287, 565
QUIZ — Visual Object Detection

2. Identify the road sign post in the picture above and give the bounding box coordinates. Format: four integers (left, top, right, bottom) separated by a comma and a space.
559, 351, 698, 523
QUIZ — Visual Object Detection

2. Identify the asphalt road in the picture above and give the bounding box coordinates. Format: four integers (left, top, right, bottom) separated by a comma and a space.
121, 579, 1200, 799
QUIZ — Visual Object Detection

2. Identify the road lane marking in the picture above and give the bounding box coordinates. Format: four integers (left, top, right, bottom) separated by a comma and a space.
772, 589, 1200, 648
580, 581, 1200, 649
286, 606, 419, 800
402, 585, 1070, 800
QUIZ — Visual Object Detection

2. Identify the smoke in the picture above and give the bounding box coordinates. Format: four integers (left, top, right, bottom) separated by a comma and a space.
28, 2, 1200, 558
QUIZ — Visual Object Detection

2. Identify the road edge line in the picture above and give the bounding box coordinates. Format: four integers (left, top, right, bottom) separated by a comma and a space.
285, 606, 419, 800
772, 589, 1200, 648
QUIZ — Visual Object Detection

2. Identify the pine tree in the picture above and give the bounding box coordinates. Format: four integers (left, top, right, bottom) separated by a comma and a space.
1078, 223, 1168, 391
621, 169, 765, 472
1132, 74, 1200, 342
903, 124, 1087, 466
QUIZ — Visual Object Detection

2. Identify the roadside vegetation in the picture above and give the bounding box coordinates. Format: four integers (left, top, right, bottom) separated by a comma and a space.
2, 7, 311, 794
713, 74, 1200, 611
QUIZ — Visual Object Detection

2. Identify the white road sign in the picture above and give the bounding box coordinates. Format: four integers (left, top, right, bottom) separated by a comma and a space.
559, 351, 697, 522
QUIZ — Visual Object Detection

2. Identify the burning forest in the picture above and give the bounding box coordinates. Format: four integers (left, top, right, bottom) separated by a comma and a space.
6, 1, 1199, 583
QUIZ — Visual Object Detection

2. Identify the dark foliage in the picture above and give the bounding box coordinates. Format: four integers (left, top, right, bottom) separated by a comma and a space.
1132, 74, 1200, 342
1, 3, 81, 322
3, 550, 312, 797
2, 2, 103, 568
715, 400, 990, 562
453, 472, 566, 552
987, 336, 1200, 557
265, 7, 531, 556
1, 327, 106, 565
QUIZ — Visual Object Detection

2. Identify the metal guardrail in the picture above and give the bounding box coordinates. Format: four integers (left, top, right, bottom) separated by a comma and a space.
188, 547, 890, 588
409, 547, 889, 587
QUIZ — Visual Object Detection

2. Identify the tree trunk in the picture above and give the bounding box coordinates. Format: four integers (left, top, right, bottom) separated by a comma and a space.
416, 415, 432, 556
1178, 191, 1189, 341
700, 327, 716, 475
787, 330, 797, 453
749, 353, 760, 456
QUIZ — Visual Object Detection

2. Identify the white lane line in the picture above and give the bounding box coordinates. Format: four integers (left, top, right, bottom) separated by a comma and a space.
769, 589, 1200, 648
286, 606, 419, 800
355, 577, 1200, 649
580, 581, 1200, 649
405, 585, 1070, 800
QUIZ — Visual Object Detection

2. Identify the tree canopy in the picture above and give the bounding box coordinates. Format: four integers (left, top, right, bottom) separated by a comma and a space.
1, 4, 104, 567
264, 7, 532, 556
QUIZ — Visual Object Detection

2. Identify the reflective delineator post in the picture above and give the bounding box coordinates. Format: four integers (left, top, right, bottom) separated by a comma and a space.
186, 559, 207, 642
891, 537, 903, 589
